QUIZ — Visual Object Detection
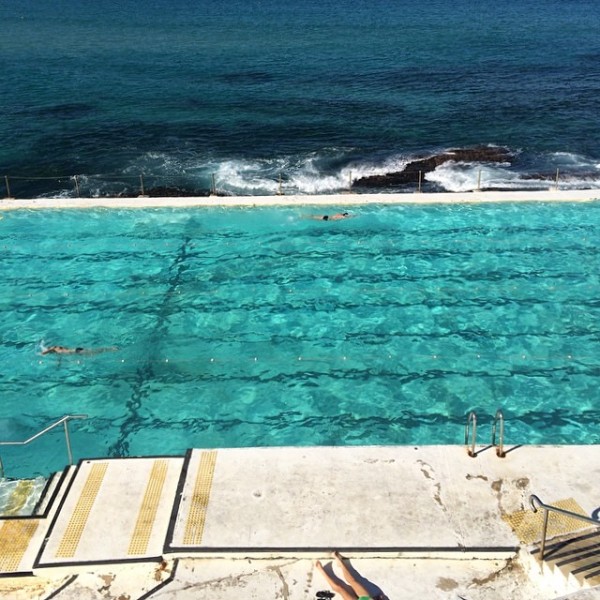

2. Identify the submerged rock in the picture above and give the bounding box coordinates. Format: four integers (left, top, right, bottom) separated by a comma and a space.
353, 146, 513, 188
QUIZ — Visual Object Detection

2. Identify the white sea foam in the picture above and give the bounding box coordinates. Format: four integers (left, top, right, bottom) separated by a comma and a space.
77, 148, 600, 197
427, 161, 525, 192
428, 159, 600, 192
211, 152, 412, 195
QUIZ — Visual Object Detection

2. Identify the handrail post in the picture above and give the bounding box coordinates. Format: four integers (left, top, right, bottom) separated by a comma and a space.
465, 411, 477, 457
491, 409, 506, 457
540, 508, 549, 560
530, 494, 547, 560
64, 419, 74, 465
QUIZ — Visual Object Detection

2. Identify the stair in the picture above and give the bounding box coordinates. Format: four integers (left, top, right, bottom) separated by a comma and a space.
529, 529, 600, 592
0, 467, 76, 576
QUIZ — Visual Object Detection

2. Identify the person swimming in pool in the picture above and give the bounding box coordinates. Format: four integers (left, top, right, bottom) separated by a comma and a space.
41, 345, 84, 355
315, 551, 388, 600
310, 212, 352, 221
40, 343, 118, 356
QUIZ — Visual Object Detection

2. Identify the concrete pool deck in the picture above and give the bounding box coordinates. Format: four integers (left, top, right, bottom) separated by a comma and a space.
1, 444, 599, 599
0, 188, 599, 210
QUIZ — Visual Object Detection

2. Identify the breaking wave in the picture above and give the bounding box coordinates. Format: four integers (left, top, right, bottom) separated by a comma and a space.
23, 146, 600, 199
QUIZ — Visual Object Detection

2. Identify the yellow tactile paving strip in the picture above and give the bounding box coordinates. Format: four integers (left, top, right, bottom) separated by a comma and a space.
503, 498, 588, 544
128, 459, 168, 555
55, 462, 108, 558
183, 450, 217, 545
0, 520, 40, 572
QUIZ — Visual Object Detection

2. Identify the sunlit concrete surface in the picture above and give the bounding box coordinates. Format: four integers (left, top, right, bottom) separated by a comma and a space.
1, 445, 599, 598
35, 457, 184, 570
1, 189, 599, 210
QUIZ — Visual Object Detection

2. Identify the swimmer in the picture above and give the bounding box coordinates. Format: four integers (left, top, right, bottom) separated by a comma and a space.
41, 345, 84, 355
40, 342, 118, 356
309, 212, 352, 221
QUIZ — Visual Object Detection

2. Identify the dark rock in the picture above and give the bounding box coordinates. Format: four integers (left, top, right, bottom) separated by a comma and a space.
353, 146, 513, 188
117, 186, 212, 198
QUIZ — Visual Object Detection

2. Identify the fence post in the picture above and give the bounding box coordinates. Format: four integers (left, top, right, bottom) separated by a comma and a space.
477, 169, 481, 191
211, 174, 216, 196
417, 170, 422, 193
139, 174, 146, 197
73, 175, 80, 197
4, 175, 13, 199
555, 168, 560, 190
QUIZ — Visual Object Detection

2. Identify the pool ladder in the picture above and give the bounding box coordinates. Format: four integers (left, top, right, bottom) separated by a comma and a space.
465, 409, 506, 458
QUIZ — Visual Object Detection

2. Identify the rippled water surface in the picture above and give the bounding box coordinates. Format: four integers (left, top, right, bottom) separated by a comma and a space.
1, 0, 600, 196
1, 203, 599, 476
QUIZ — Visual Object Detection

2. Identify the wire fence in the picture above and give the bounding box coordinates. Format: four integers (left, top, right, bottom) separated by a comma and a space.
2, 168, 568, 199
1, 172, 220, 200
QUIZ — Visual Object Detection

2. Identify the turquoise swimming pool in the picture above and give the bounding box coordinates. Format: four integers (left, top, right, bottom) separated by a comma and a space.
1, 203, 599, 477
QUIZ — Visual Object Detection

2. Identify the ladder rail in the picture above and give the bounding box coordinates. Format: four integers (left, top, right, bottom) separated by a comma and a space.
465, 408, 506, 458
464, 411, 477, 457
491, 409, 506, 458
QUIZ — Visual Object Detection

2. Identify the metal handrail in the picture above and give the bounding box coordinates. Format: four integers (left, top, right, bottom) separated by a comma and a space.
465, 411, 477, 457
0, 414, 87, 478
529, 494, 600, 561
491, 409, 506, 458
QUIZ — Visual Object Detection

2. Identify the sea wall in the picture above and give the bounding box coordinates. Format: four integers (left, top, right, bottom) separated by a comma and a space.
0, 189, 599, 210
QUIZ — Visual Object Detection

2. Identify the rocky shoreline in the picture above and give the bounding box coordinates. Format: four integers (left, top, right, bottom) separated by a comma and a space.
353, 146, 513, 188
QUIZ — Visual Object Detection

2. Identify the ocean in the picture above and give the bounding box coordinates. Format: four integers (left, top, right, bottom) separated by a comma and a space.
1, 0, 600, 197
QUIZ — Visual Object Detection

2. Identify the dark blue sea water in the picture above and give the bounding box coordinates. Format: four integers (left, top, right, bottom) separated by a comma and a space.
1, 0, 600, 197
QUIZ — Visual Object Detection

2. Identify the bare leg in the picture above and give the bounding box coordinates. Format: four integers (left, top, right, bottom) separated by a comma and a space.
314, 560, 357, 600
333, 552, 371, 599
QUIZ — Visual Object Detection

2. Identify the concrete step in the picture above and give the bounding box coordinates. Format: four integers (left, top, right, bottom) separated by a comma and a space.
530, 529, 600, 591
34, 456, 184, 574
0, 467, 75, 576
552, 587, 600, 600
165, 446, 518, 559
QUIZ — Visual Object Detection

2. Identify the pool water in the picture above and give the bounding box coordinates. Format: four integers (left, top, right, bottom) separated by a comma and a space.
0, 477, 46, 516
1, 203, 599, 477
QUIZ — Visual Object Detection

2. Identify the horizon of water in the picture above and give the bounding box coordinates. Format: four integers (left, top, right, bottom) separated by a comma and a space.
1, 0, 600, 198
1, 203, 600, 478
